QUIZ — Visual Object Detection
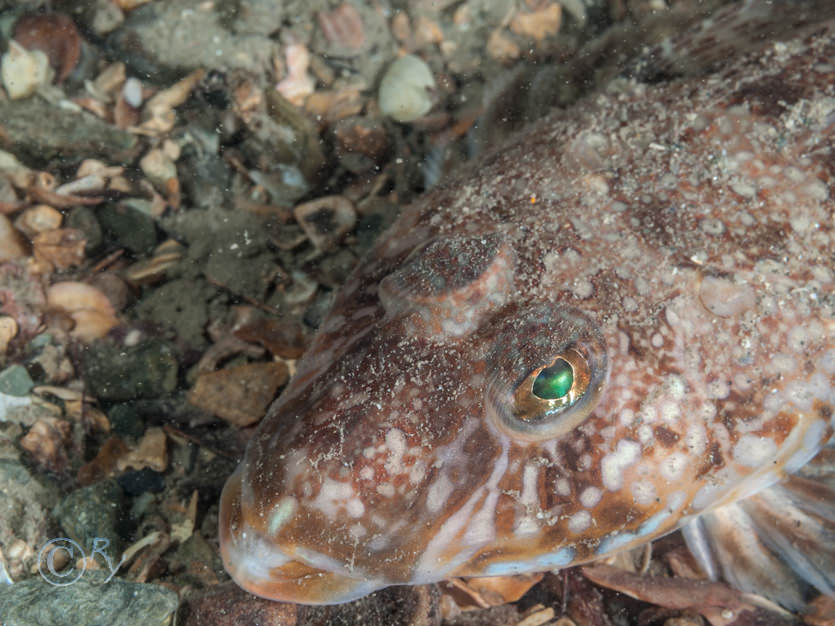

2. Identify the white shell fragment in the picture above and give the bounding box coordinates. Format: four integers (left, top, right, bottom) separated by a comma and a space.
1, 41, 52, 100
378, 54, 435, 123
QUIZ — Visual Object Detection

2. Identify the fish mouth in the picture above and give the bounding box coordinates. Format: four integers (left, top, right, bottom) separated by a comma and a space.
218, 467, 383, 605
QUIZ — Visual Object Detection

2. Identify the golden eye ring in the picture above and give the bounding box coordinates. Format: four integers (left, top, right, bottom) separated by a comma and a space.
512, 349, 591, 422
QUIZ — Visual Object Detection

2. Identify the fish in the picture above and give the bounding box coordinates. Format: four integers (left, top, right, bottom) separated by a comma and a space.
219, 3, 835, 609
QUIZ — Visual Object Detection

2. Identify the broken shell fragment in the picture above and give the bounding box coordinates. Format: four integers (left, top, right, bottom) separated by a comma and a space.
124, 239, 184, 285
15, 204, 62, 237
1, 40, 52, 99
0, 316, 18, 354
117, 427, 168, 472
0, 214, 29, 261
46, 281, 119, 341
32, 228, 86, 270
378, 54, 435, 123
293, 195, 357, 251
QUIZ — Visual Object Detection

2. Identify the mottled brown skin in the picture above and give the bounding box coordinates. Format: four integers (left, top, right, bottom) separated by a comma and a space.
221, 25, 835, 604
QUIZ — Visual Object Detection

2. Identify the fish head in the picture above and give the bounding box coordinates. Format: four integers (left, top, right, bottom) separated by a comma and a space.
220, 220, 832, 604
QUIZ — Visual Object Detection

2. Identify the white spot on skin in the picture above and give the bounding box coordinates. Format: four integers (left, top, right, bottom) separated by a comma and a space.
707, 379, 731, 399
685, 424, 707, 455
346, 498, 365, 518
573, 278, 594, 299
638, 424, 654, 444
384, 428, 407, 475
520, 464, 539, 507
349, 523, 367, 539
619, 408, 635, 426
580, 486, 602, 508
312, 478, 357, 518
426, 474, 453, 513
631, 480, 656, 506
601, 440, 641, 491
659, 400, 681, 424
700, 218, 725, 235
733, 434, 778, 468
376, 483, 395, 498
554, 478, 571, 497
568, 510, 591, 534
268, 496, 297, 535
660, 452, 688, 481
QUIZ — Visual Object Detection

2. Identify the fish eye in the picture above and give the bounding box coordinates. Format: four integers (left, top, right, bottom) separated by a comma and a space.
485, 305, 607, 442
514, 349, 591, 420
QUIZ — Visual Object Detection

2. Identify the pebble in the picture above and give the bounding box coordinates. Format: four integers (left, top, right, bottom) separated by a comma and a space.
54, 480, 125, 557
0, 365, 34, 397
0, 215, 28, 261
378, 54, 435, 122
0, 572, 179, 626
188, 362, 289, 427
81, 339, 179, 401
0, 41, 51, 100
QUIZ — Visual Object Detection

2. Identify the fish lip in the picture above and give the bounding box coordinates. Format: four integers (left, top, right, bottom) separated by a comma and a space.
219, 466, 378, 604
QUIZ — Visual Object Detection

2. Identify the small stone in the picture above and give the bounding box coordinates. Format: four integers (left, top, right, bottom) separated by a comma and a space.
13, 13, 83, 83
293, 195, 357, 251
32, 228, 87, 271
122, 77, 143, 107
488, 29, 521, 62
116, 467, 165, 495
276, 43, 315, 106
96, 202, 157, 255
0, 364, 34, 396
0, 455, 57, 580
510, 3, 562, 42
0, 572, 178, 626
0, 214, 29, 261
15, 204, 62, 237
0, 316, 18, 354
54, 480, 124, 557
233, 318, 307, 359
317, 3, 366, 53
0, 41, 52, 99
139, 148, 177, 190
188, 361, 289, 427
81, 339, 179, 401
66, 206, 104, 253
378, 55, 435, 123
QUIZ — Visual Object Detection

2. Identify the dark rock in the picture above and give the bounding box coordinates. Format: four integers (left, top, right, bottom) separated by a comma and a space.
53, 479, 124, 557
65, 206, 103, 254
106, 0, 279, 83
0, 98, 137, 167
81, 339, 179, 401
107, 403, 146, 440
116, 468, 165, 495
0, 572, 178, 626
96, 202, 157, 256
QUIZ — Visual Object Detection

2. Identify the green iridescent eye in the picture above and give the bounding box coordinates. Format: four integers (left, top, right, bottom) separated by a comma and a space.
513, 349, 591, 421
532, 358, 573, 399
